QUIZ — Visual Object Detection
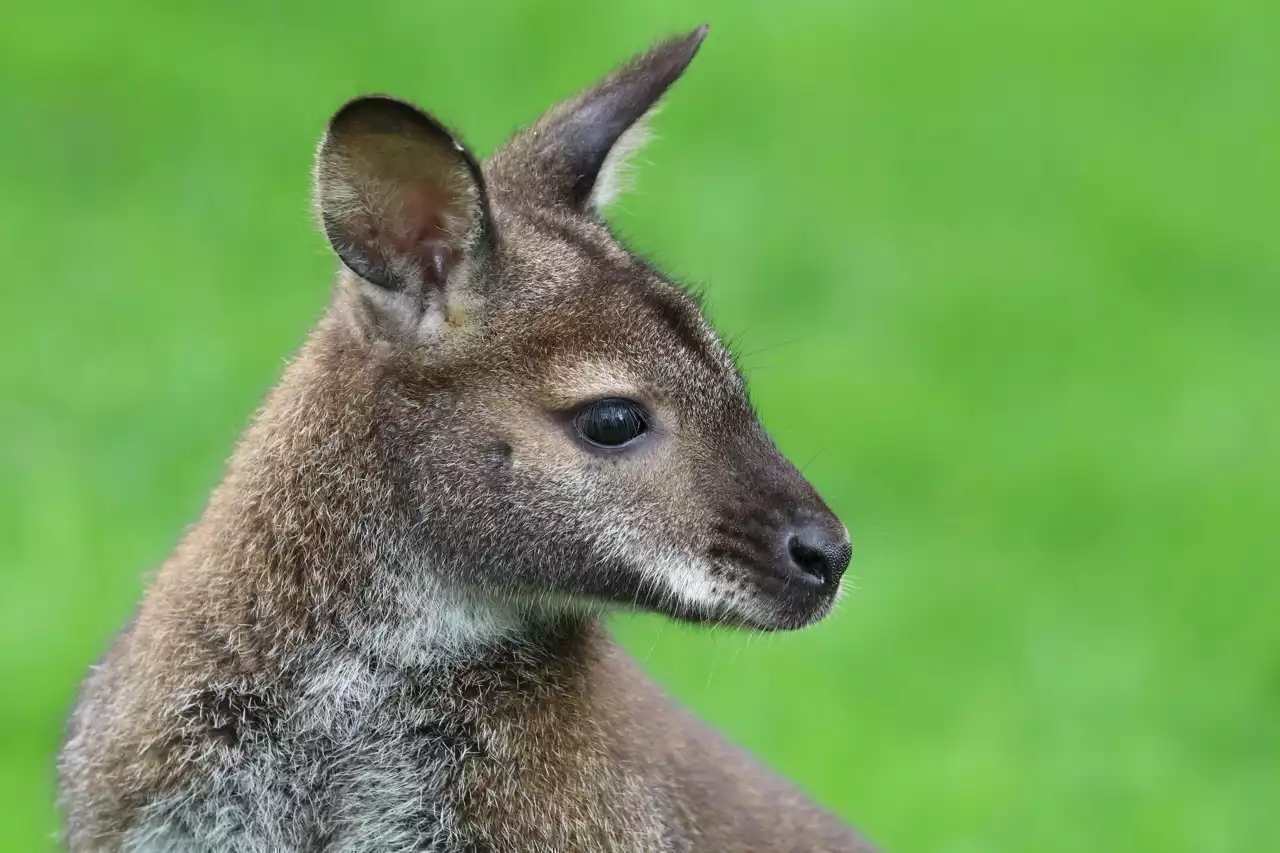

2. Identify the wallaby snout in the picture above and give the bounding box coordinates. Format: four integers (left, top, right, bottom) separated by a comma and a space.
767, 507, 852, 626
693, 426, 851, 629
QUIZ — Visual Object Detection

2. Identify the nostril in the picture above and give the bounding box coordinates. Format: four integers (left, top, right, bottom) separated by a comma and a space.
782, 521, 852, 589
786, 534, 831, 586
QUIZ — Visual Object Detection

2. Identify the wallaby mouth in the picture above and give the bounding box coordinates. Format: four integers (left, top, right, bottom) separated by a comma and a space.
704, 497, 851, 630
751, 508, 850, 629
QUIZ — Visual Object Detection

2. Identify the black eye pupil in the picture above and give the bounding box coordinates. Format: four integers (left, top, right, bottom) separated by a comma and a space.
573, 398, 649, 448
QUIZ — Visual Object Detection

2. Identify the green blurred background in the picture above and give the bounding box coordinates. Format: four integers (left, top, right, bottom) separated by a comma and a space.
3, 1, 1277, 850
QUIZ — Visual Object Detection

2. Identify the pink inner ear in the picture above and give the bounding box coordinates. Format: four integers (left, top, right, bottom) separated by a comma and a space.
344, 171, 461, 288
388, 187, 458, 288
395, 186, 450, 244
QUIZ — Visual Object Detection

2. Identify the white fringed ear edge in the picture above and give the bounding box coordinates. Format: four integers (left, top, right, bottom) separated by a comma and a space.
589, 107, 659, 211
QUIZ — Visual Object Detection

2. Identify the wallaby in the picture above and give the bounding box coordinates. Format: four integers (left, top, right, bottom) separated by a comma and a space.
58, 26, 876, 853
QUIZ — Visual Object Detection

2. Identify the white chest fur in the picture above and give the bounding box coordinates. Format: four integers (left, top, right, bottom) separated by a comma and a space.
115, 642, 667, 853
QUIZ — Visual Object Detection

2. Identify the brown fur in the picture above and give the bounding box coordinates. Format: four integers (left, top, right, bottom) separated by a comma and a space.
59, 26, 875, 852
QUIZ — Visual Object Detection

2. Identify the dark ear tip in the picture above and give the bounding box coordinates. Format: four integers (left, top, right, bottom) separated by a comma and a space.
670, 23, 709, 57
602, 25, 707, 101
329, 95, 417, 128
325, 95, 459, 150
644, 24, 709, 79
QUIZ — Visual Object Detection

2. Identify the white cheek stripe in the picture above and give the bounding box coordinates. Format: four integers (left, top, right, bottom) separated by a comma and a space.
598, 525, 742, 618
647, 551, 725, 609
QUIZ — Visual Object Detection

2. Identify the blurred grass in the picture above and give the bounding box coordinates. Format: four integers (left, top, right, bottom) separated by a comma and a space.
2, 1, 1278, 851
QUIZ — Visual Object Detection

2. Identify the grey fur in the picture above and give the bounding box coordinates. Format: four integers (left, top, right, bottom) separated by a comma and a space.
58, 26, 876, 853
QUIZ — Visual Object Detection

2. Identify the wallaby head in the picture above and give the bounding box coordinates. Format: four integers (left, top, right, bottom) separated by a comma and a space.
293, 24, 849, 650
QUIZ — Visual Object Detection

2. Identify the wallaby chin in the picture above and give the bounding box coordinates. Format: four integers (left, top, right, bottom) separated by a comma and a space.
58, 25, 876, 853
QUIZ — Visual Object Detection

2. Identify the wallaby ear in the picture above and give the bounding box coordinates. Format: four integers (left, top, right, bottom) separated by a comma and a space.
315, 97, 491, 303
488, 25, 708, 213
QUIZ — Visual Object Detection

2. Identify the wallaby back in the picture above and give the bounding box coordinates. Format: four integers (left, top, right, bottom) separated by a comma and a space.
58, 26, 874, 852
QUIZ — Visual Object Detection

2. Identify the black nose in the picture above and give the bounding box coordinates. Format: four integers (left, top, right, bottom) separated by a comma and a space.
781, 518, 851, 588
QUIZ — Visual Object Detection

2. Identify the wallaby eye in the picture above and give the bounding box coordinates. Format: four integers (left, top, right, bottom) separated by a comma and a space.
573, 398, 650, 448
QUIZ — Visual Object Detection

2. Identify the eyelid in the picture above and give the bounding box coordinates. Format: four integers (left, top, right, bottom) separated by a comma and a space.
537, 362, 650, 411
